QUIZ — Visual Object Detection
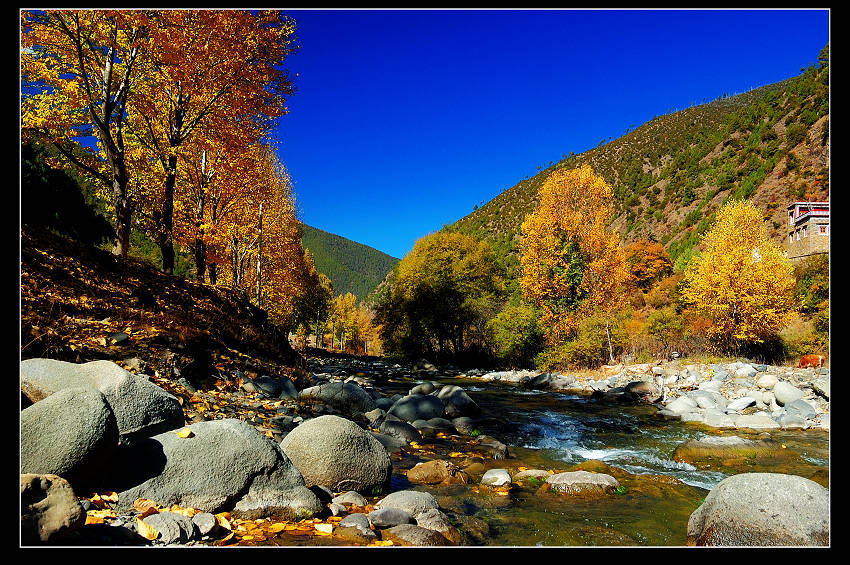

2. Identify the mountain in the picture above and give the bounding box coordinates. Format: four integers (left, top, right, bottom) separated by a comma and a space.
448, 50, 829, 286
300, 223, 399, 301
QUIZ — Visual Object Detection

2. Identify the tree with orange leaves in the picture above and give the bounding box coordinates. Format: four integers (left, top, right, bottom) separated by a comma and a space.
623, 239, 673, 291
126, 9, 296, 274
519, 165, 629, 360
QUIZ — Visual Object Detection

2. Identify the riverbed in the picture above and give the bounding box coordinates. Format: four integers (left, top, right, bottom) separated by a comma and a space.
374, 372, 829, 546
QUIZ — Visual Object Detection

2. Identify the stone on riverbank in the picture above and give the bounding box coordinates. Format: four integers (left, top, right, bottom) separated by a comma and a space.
20, 358, 184, 443
20, 387, 119, 489
298, 381, 377, 416
21, 473, 87, 545
543, 470, 620, 496
280, 415, 392, 495
687, 473, 829, 546
110, 418, 322, 520
387, 394, 446, 422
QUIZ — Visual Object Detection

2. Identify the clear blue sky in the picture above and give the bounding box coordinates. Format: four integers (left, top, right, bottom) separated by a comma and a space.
275, 8, 830, 259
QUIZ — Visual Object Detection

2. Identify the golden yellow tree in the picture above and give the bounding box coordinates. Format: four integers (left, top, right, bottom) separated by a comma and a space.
681, 199, 796, 352
21, 9, 152, 257
519, 165, 629, 353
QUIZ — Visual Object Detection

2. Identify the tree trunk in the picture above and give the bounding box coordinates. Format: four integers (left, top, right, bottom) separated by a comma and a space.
606, 319, 614, 364
159, 153, 178, 275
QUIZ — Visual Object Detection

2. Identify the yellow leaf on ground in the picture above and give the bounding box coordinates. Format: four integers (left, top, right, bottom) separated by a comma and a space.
176, 427, 194, 438
85, 515, 105, 525
133, 498, 158, 512
267, 523, 287, 533
448, 452, 464, 458
136, 517, 160, 541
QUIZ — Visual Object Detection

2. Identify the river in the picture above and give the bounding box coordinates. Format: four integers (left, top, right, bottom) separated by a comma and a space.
376, 372, 829, 546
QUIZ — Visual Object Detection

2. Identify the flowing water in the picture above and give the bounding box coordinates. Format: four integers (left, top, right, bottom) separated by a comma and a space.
394, 376, 830, 546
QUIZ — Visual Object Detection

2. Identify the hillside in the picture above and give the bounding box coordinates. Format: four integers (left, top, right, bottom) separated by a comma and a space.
300, 223, 399, 301
20, 226, 308, 389
449, 53, 829, 284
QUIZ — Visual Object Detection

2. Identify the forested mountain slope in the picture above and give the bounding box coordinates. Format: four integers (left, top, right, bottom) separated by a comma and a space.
300, 223, 399, 301
449, 51, 829, 282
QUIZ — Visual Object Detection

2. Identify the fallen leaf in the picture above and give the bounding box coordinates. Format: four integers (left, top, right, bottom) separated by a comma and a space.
314, 523, 333, 535
215, 532, 236, 546
136, 517, 160, 541
175, 427, 194, 438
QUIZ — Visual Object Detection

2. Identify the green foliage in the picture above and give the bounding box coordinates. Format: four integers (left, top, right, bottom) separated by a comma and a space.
536, 314, 626, 370
646, 307, 684, 356
487, 302, 544, 367
300, 223, 399, 301
794, 254, 829, 314
375, 231, 505, 365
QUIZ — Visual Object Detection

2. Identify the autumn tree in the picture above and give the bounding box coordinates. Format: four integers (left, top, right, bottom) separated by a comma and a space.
126, 9, 296, 274
329, 293, 358, 351
519, 164, 629, 363
681, 199, 796, 355
21, 9, 151, 257
376, 231, 505, 363
623, 239, 673, 292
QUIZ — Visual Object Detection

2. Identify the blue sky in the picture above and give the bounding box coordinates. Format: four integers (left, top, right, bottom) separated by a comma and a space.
275, 9, 830, 259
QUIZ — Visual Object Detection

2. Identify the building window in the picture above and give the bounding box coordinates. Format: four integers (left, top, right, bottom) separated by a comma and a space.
819, 225, 829, 235
796, 230, 800, 241
789, 234, 794, 244
803, 226, 808, 238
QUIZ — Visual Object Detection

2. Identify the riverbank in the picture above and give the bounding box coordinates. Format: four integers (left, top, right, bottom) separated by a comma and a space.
21, 350, 829, 547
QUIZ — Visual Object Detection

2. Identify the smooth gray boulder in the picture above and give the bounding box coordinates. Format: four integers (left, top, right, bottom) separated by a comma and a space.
367, 507, 414, 528
20, 387, 119, 489
545, 471, 620, 495
382, 524, 451, 546
773, 381, 804, 406
298, 381, 376, 416
280, 415, 392, 494
687, 473, 829, 546
21, 473, 87, 545
140, 511, 196, 544
375, 490, 440, 517
436, 385, 481, 418
110, 418, 322, 520
20, 358, 184, 443
379, 419, 421, 443
387, 394, 446, 422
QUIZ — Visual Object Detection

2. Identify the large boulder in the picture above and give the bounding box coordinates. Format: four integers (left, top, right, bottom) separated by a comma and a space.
20, 358, 184, 443
279, 415, 392, 494
20, 387, 119, 489
109, 418, 322, 520
298, 381, 377, 416
21, 473, 87, 545
687, 473, 829, 546
387, 394, 446, 422
436, 385, 481, 418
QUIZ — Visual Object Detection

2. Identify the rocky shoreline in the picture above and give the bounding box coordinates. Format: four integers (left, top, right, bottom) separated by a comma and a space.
461, 359, 830, 432
20, 354, 829, 547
